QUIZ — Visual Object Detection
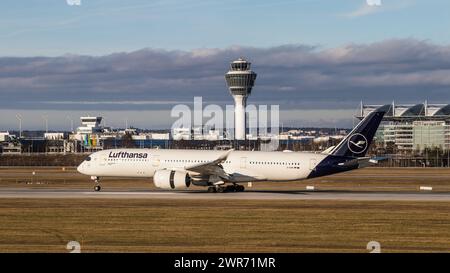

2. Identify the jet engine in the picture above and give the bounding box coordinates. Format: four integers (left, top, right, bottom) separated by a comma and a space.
153, 170, 191, 189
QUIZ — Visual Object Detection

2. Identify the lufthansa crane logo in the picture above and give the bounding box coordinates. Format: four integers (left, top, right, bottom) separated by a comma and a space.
347, 133, 368, 154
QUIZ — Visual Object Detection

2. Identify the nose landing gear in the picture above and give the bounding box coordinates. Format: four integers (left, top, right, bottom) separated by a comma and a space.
91, 176, 101, 192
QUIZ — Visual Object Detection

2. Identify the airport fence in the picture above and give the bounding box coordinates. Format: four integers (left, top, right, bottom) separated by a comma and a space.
0, 154, 87, 167
371, 153, 450, 168
1, 151, 450, 168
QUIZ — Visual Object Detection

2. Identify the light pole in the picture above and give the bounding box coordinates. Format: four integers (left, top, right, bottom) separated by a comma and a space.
15, 114, 22, 138
42, 115, 48, 134
66, 116, 73, 132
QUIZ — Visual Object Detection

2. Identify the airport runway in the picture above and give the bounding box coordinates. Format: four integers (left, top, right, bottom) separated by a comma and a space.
0, 188, 450, 201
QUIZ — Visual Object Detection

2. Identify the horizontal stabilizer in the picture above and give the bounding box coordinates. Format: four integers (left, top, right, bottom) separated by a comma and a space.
321, 146, 335, 155
338, 156, 388, 168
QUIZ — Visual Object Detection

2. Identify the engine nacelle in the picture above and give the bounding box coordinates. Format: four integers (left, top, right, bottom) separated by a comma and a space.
153, 170, 191, 190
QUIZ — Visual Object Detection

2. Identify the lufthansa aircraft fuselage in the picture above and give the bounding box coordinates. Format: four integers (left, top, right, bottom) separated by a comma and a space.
77, 110, 386, 192
78, 149, 329, 181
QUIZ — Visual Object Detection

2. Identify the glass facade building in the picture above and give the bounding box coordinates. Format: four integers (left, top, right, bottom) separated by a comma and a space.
359, 102, 450, 152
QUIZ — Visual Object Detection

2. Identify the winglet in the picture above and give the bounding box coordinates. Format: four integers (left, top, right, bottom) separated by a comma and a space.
217, 149, 234, 162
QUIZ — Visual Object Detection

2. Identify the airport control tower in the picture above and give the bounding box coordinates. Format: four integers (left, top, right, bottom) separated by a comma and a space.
225, 58, 257, 140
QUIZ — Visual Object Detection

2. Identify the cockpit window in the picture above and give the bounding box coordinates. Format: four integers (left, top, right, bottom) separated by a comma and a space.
85, 156, 92, 161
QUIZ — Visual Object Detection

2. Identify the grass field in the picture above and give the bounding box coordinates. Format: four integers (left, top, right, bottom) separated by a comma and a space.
0, 167, 449, 252
0, 199, 449, 252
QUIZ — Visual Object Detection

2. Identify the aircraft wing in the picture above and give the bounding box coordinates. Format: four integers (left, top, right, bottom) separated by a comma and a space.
184, 149, 233, 181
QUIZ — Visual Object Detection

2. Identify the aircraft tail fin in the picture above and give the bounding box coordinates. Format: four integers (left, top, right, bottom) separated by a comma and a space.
329, 109, 386, 157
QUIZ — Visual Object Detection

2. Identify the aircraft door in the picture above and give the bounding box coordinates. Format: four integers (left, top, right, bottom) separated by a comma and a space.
240, 157, 247, 169
99, 155, 107, 167
309, 158, 317, 170
99, 158, 106, 167
152, 155, 160, 167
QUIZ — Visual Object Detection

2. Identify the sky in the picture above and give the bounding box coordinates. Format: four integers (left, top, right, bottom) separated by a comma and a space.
1, 0, 450, 130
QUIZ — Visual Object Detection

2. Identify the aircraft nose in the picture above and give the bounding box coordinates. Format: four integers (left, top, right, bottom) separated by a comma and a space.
77, 162, 85, 174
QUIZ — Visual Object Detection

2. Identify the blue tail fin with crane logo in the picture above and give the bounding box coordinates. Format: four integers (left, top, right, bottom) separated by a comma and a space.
330, 110, 386, 157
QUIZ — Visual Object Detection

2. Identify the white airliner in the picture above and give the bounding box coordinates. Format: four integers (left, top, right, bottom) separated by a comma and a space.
77, 110, 386, 192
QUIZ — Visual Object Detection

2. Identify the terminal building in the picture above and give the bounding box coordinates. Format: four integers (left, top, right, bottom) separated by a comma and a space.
357, 101, 450, 153
70, 116, 105, 152
75, 116, 103, 135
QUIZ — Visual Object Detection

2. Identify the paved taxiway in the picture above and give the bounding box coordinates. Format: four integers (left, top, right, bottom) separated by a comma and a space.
0, 188, 450, 201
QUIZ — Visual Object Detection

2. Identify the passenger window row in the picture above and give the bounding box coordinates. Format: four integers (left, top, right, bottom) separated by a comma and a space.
249, 161, 300, 166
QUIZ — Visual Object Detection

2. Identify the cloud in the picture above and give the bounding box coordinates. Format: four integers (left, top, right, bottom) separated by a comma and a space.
342, 4, 381, 18
341, 0, 413, 18
1, 39, 450, 128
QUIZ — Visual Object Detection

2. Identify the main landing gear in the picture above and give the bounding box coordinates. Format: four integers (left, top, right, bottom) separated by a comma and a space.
207, 184, 245, 193
91, 176, 101, 192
